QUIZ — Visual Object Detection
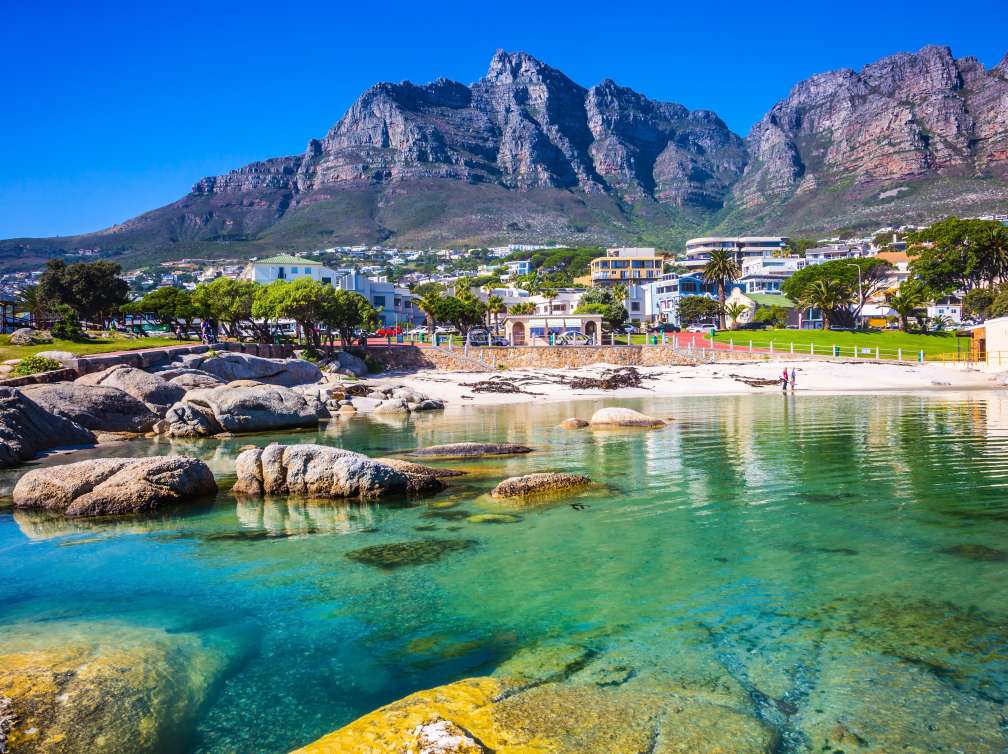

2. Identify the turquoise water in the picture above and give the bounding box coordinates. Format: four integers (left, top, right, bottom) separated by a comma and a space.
2, 393, 1008, 752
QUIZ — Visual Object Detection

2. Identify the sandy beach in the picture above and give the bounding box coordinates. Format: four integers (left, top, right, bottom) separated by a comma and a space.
370, 359, 1003, 407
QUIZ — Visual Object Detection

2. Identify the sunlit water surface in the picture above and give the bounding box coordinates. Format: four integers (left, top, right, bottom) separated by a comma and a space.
2, 393, 1008, 752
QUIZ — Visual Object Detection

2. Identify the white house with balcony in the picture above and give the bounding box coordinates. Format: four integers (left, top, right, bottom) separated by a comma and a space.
682, 237, 789, 272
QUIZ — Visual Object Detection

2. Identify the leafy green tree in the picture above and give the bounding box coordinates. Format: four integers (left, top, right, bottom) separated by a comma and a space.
323, 289, 380, 347
909, 217, 1008, 292
782, 258, 891, 327
752, 305, 791, 328
785, 239, 820, 257
962, 287, 997, 320
39, 260, 129, 325
989, 287, 1008, 319
50, 304, 85, 341
575, 288, 628, 330
432, 295, 486, 338
412, 281, 444, 298
701, 250, 741, 328
192, 278, 259, 338
123, 286, 196, 329
798, 278, 852, 331
509, 302, 535, 315
676, 296, 721, 326
416, 290, 443, 332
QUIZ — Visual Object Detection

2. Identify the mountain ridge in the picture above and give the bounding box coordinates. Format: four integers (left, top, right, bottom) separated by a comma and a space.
2, 45, 1006, 271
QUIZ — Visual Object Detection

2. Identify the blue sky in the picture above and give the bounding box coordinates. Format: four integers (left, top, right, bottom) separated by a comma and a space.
2, 0, 1006, 239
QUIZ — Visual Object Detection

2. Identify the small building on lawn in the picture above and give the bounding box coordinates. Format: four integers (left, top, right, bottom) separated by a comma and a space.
973, 316, 1008, 368
502, 313, 604, 346
724, 288, 801, 328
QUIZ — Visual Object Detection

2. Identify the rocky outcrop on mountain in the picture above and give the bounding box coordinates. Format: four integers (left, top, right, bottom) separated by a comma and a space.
192, 50, 745, 211
735, 45, 1008, 209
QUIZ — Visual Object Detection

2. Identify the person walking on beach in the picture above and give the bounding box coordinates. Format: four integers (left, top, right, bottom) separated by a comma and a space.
790, 367, 796, 391
781, 368, 789, 391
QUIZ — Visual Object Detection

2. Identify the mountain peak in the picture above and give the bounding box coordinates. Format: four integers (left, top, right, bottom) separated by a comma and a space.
485, 49, 556, 84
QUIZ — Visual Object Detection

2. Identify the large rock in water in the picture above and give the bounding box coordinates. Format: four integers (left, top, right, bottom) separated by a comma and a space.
233, 444, 444, 498
408, 442, 533, 459
0, 620, 230, 754
20, 382, 160, 432
76, 365, 185, 412
13, 456, 217, 516
490, 472, 592, 499
0, 387, 95, 468
176, 352, 321, 386
589, 407, 666, 428
159, 383, 320, 437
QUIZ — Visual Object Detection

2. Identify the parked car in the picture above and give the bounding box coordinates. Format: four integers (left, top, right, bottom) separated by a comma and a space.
374, 325, 403, 337
405, 326, 429, 336
648, 323, 680, 333
686, 323, 717, 333
555, 331, 591, 346
467, 329, 509, 346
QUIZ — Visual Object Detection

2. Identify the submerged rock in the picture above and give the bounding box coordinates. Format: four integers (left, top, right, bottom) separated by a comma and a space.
0, 620, 230, 754
490, 473, 592, 499
0, 386, 95, 468
588, 407, 666, 428
345, 539, 476, 569
375, 458, 465, 479
408, 443, 533, 459
13, 456, 217, 517
232, 444, 444, 498
559, 418, 589, 429
21, 382, 160, 433
466, 513, 522, 524
938, 543, 1008, 561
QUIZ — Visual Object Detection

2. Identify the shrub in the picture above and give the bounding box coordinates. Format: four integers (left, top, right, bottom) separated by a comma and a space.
11, 355, 64, 377
363, 354, 383, 374
50, 304, 86, 341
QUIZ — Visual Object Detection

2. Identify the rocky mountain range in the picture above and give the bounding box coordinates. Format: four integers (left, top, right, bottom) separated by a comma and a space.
3, 45, 1007, 269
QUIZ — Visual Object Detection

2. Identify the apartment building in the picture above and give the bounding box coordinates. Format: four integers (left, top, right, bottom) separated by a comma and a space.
590, 247, 665, 287
682, 237, 789, 272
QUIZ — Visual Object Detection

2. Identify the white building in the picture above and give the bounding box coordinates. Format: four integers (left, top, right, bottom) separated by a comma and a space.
240, 255, 421, 327
641, 274, 719, 325
682, 236, 789, 272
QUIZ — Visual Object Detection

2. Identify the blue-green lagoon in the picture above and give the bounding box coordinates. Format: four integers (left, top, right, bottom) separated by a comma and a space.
1, 393, 1007, 752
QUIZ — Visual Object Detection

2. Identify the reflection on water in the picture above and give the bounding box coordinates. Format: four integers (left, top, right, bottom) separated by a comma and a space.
1, 393, 1007, 752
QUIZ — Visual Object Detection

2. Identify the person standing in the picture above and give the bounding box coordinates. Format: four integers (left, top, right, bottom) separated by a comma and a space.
790, 367, 797, 391
781, 367, 789, 392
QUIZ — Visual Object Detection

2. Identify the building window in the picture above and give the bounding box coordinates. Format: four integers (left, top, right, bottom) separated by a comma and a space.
322, 277, 331, 285
291, 267, 299, 274
277, 267, 286, 279
373, 296, 386, 307
630, 302, 640, 312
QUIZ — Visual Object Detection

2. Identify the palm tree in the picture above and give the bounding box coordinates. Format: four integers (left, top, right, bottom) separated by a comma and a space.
799, 278, 851, 331
416, 291, 442, 334
485, 295, 506, 332
510, 302, 535, 315
16, 285, 49, 327
539, 286, 557, 316
886, 279, 929, 332
723, 301, 750, 329
454, 277, 474, 299
702, 250, 741, 329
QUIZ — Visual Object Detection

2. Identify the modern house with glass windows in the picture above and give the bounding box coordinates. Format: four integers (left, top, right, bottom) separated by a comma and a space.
590, 247, 666, 287
681, 237, 790, 273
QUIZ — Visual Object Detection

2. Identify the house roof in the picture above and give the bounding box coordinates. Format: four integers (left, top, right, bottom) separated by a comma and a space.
748, 294, 796, 308
255, 254, 323, 266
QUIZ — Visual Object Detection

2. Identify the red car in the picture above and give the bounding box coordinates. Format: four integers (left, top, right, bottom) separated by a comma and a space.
374, 325, 403, 337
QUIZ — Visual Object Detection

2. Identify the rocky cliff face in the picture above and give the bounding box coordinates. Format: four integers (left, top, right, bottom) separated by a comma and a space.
4, 46, 1007, 271
191, 50, 746, 210
734, 45, 1008, 209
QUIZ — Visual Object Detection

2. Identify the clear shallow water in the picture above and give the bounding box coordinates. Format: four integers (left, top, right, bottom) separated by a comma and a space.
2, 393, 1008, 752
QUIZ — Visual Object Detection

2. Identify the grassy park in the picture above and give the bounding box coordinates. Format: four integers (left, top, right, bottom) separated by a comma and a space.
710, 328, 972, 359
0, 333, 183, 362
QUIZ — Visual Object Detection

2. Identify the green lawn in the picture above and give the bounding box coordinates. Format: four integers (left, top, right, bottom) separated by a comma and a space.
0, 334, 187, 362
711, 329, 972, 359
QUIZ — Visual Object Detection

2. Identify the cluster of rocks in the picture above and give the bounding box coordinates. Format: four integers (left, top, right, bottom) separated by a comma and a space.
327, 382, 445, 417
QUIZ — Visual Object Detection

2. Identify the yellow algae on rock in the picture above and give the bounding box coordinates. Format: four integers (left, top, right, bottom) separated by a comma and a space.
0, 621, 229, 754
